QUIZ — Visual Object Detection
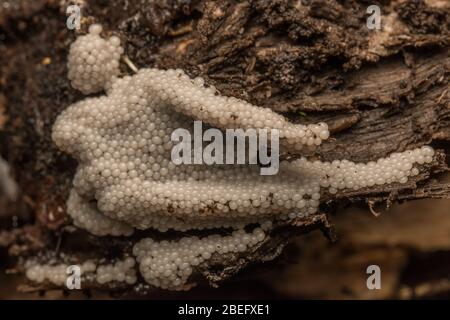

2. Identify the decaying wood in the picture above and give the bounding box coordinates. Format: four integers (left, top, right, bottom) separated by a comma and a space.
0, 0, 449, 297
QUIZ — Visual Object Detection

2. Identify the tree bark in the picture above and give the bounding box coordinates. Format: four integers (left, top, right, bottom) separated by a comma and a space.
0, 0, 449, 298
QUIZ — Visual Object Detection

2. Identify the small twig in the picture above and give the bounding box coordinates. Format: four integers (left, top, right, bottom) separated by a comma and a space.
122, 56, 138, 73
368, 199, 382, 217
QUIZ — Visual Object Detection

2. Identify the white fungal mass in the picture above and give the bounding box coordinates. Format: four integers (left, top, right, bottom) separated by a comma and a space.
95, 257, 137, 285
67, 189, 134, 236
134, 226, 269, 290
27, 24, 436, 290
26, 260, 97, 286
54, 26, 335, 233
67, 24, 123, 94
25, 258, 137, 286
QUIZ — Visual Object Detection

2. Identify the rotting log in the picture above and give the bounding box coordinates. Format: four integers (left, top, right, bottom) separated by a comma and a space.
0, 0, 449, 297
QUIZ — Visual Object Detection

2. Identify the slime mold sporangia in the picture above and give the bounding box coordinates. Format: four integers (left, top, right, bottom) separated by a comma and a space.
26, 24, 436, 291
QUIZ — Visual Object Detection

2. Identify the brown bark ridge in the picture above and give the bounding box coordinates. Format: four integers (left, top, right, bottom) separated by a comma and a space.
0, 0, 449, 297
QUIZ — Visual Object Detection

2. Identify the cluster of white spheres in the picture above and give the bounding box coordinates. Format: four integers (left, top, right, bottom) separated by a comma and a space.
137, 68, 330, 150
53, 63, 334, 232
133, 226, 268, 290
95, 257, 137, 285
25, 261, 96, 286
67, 189, 134, 236
284, 146, 435, 195
41, 24, 439, 291
67, 24, 123, 94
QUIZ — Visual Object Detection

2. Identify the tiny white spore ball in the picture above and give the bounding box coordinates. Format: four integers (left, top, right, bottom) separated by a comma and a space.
67, 24, 123, 94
